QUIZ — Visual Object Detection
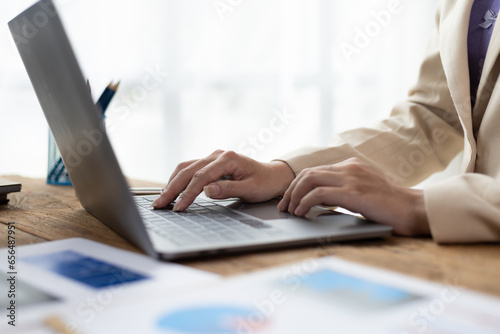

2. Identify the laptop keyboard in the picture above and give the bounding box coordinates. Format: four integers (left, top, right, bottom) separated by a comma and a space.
134, 197, 282, 246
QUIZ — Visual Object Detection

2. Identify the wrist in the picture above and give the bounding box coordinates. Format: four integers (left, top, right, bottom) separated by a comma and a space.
406, 188, 431, 236
268, 160, 295, 196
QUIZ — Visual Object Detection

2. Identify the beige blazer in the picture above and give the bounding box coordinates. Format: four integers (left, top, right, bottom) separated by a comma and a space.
279, 0, 500, 243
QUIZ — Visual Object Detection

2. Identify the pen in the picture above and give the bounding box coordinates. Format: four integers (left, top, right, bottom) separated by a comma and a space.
130, 187, 164, 195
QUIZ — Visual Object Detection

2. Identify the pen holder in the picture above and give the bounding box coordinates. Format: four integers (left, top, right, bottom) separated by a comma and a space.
45, 81, 117, 186
47, 131, 72, 186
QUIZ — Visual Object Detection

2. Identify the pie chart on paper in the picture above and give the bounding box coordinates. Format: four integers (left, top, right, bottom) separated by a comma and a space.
157, 305, 266, 334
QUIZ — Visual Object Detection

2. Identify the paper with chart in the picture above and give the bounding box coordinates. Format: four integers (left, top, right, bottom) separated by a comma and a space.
0, 238, 219, 333
56, 256, 500, 334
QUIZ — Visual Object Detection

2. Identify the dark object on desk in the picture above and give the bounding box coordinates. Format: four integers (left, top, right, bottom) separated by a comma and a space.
0, 178, 21, 204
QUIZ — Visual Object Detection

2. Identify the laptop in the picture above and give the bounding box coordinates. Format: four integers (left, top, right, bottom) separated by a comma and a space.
9, 0, 392, 260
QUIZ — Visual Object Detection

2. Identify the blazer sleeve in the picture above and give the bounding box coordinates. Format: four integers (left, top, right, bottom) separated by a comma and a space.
425, 174, 500, 243
277, 2, 464, 187
277, 1, 464, 186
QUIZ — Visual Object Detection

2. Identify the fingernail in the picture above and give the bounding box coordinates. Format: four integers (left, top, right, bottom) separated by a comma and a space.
172, 197, 184, 212
203, 184, 221, 198
294, 207, 304, 216
151, 198, 159, 208
277, 200, 284, 211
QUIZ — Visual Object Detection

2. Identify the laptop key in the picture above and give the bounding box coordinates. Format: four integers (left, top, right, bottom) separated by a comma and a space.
137, 199, 282, 246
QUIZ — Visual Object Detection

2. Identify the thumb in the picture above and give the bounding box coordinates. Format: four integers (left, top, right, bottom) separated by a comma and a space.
203, 180, 250, 200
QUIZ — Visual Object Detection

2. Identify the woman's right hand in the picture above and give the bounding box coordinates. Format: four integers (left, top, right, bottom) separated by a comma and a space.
151, 150, 295, 211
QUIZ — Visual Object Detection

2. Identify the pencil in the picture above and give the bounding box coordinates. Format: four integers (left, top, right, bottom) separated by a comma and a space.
96, 81, 119, 116
44, 315, 81, 334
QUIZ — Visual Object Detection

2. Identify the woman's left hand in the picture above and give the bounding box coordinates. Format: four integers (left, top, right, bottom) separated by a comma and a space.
277, 158, 431, 236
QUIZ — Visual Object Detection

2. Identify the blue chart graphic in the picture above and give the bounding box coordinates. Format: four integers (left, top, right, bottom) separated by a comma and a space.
294, 268, 419, 310
157, 306, 259, 334
21, 250, 149, 288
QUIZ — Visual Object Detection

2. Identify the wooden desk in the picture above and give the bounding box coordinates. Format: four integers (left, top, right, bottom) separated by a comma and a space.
1, 175, 499, 297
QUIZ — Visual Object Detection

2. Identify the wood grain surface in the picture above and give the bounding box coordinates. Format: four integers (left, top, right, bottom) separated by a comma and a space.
1, 175, 499, 297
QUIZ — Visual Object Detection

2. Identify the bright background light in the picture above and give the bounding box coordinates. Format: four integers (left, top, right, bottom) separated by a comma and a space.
1, 0, 439, 184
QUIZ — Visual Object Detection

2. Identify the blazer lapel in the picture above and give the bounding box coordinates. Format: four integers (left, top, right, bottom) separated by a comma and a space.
439, 0, 475, 170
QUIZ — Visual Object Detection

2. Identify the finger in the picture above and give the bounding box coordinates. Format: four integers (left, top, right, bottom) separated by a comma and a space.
152, 159, 211, 209
279, 168, 342, 214
294, 186, 344, 217
288, 170, 343, 214
153, 151, 224, 208
173, 151, 245, 211
278, 169, 307, 212
203, 178, 254, 201
279, 161, 362, 212
278, 178, 297, 212
167, 159, 197, 184
278, 167, 316, 211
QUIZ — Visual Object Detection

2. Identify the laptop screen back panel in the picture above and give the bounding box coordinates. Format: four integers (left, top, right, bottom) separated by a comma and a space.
8, 0, 156, 258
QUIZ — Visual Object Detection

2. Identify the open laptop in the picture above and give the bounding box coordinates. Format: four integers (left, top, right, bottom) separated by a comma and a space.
9, 0, 392, 260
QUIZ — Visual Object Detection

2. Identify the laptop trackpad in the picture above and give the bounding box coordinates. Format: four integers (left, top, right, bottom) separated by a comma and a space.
218, 198, 346, 221
217, 198, 292, 221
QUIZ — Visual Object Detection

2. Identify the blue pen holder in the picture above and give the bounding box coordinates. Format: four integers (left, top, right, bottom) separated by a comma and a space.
45, 82, 116, 186
47, 131, 72, 185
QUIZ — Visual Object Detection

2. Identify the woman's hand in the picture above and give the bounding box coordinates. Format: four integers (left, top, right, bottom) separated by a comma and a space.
278, 158, 430, 236
152, 150, 295, 211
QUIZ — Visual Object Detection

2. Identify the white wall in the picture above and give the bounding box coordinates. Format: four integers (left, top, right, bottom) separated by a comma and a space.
0, 0, 439, 183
